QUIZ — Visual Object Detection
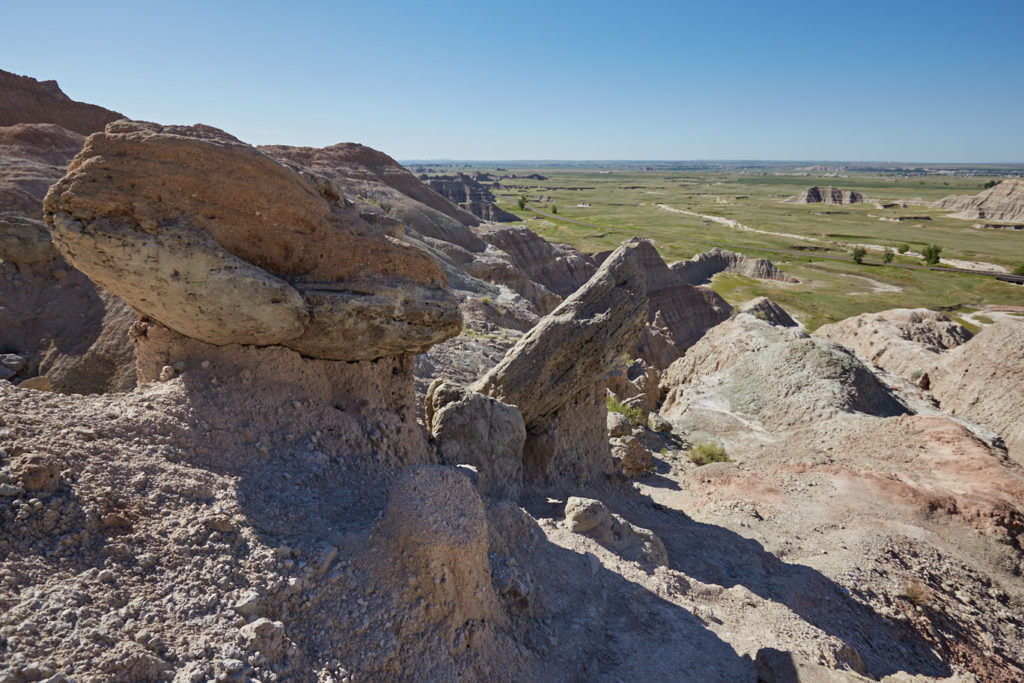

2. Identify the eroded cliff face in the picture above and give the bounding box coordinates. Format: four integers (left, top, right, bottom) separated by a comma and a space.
426, 173, 519, 223
0, 69, 123, 135
935, 179, 1024, 225
785, 185, 864, 204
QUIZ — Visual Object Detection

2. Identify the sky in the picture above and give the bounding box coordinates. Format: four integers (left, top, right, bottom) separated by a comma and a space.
3, 1, 1023, 162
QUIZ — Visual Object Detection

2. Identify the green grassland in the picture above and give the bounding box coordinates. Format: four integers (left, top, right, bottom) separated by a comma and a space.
459, 167, 1024, 330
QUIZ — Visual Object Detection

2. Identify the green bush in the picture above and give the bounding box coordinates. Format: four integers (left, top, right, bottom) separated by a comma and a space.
517, 195, 526, 210
550, 204, 558, 214
689, 441, 728, 465
897, 244, 910, 254
851, 246, 866, 264
921, 243, 942, 266
883, 248, 894, 264
606, 394, 646, 426
1013, 264, 1024, 276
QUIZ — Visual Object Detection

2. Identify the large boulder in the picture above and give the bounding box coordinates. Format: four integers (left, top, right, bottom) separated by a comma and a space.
425, 380, 526, 500
43, 121, 462, 361
473, 239, 650, 487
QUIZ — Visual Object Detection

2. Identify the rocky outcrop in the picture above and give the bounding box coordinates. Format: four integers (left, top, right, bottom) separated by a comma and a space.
934, 179, 1024, 225
473, 239, 649, 487
633, 240, 734, 349
0, 122, 136, 393
44, 121, 462, 361
785, 186, 864, 205
928, 321, 1024, 465
425, 380, 526, 500
671, 247, 798, 285
738, 297, 798, 327
260, 143, 486, 251
426, 173, 518, 222
475, 225, 596, 297
0, 70, 123, 135
563, 497, 667, 567
661, 314, 908, 431
814, 308, 972, 379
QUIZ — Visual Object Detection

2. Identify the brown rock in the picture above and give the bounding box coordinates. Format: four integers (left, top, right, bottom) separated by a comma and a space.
610, 435, 653, 477
476, 225, 596, 298
44, 120, 461, 360
0, 70, 123, 136
935, 179, 1024, 225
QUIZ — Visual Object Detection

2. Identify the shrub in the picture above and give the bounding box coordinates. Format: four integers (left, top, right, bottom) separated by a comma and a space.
900, 580, 931, 607
606, 394, 646, 426
897, 244, 910, 254
689, 441, 728, 465
921, 244, 942, 265
517, 195, 526, 210
1013, 264, 1024, 276
550, 204, 558, 214
984, 180, 1000, 189
883, 248, 894, 264
851, 246, 866, 264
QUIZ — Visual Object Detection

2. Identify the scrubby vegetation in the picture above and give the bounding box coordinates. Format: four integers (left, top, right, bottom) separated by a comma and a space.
606, 394, 646, 426
689, 441, 729, 465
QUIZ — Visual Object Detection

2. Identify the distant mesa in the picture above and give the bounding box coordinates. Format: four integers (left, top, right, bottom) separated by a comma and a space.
671, 247, 798, 285
934, 178, 1024, 225
785, 185, 864, 205
0, 69, 123, 136
426, 172, 519, 223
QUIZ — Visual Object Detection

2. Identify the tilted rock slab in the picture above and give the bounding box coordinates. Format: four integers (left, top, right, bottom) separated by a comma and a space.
43, 120, 461, 361
473, 238, 649, 486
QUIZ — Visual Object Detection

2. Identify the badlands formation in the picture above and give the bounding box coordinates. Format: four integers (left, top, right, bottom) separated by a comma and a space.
934, 179, 1024, 226
2, 72, 1024, 682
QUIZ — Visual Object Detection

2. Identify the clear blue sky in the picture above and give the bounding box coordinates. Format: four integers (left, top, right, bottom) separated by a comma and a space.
4, 1, 1022, 162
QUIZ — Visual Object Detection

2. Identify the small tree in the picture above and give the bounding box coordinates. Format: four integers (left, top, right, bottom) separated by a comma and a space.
898, 243, 910, 254
550, 204, 558, 214
883, 248, 894, 264
851, 246, 866, 264
517, 195, 526, 210
922, 244, 942, 265
984, 180, 1000, 189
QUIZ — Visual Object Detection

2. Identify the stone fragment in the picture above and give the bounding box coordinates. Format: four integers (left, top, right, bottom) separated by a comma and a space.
239, 618, 287, 662
563, 497, 667, 567
18, 454, 60, 492
610, 436, 653, 477
607, 411, 632, 438
425, 380, 525, 500
43, 120, 461, 361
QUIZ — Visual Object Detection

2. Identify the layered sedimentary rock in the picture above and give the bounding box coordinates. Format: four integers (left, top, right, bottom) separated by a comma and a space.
738, 297, 798, 327
473, 239, 649, 486
934, 179, 1024, 224
785, 186, 864, 205
0, 122, 136, 393
0, 69, 123, 135
929, 321, 1024, 465
671, 247, 797, 285
44, 121, 462, 361
426, 173, 518, 222
476, 225, 596, 297
260, 143, 486, 251
632, 240, 734, 349
814, 308, 972, 379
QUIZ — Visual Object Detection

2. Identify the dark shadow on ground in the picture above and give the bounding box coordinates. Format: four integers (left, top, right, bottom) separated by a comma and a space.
592, 486, 952, 679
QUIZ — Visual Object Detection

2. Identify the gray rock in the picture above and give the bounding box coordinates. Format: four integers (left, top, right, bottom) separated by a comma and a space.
607, 411, 632, 438
564, 496, 667, 567
425, 380, 526, 500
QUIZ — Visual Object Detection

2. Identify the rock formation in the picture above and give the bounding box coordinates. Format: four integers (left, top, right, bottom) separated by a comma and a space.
671, 247, 798, 285
0, 122, 136, 393
426, 173, 518, 222
814, 308, 972, 379
661, 314, 908, 431
0, 69, 123, 135
44, 121, 462, 361
473, 239, 649, 487
260, 142, 486, 251
785, 186, 864, 205
475, 224, 596, 297
928, 321, 1024, 465
738, 296, 798, 327
934, 179, 1024, 225
424, 380, 526, 500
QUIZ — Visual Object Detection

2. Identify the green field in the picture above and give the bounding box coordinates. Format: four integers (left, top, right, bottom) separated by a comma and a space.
433, 166, 1024, 330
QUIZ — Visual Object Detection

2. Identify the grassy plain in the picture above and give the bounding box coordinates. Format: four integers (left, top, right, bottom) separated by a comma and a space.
457, 167, 1024, 330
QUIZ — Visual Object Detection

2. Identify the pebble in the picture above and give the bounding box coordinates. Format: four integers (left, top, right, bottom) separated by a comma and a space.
97, 569, 115, 583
